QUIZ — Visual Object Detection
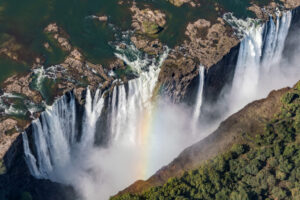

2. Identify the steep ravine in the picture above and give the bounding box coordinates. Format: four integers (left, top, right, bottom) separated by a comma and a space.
114, 80, 293, 198
113, 80, 300, 199
113, 5, 300, 196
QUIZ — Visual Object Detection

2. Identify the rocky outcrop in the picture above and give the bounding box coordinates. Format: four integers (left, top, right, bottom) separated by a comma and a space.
157, 17, 238, 102
0, 119, 18, 159
0, 23, 119, 161
115, 83, 293, 196
130, 35, 164, 55
130, 3, 166, 35
167, 0, 200, 7
248, 0, 300, 19
3, 74, 42, 103
157, 49, 198, 102
281, 0, 300, 9
184, 18, 239, 67
44, 23, 72, 52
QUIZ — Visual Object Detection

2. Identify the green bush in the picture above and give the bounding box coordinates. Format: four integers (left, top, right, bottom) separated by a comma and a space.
281, 92, 299, 104
271, 187, 287, 200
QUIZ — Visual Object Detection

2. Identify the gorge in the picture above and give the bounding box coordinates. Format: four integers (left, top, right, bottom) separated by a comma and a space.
21, 8, 300, 200
1, 1, 300, 200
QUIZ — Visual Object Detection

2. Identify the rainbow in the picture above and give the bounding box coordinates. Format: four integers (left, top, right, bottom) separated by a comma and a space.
136, 92, 161, 179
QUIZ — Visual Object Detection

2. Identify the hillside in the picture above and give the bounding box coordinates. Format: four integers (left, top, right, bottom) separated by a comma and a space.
112, 82, 300, 199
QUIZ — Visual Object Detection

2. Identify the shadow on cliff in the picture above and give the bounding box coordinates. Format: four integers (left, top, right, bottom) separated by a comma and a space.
0, 129, 77, 200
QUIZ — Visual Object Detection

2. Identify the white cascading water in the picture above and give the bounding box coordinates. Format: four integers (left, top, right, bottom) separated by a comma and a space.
110, 46, 168, 143
191, 66, 205, 133
227, 11, 293, 113
22, 10, 300, 200
81, 89, 105, 149
22, 45, 170, 199
22, 90, 100, 179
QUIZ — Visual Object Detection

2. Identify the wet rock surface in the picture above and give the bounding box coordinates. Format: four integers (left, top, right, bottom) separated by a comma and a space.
184, 18, 239, 67
158, 49, 198, 103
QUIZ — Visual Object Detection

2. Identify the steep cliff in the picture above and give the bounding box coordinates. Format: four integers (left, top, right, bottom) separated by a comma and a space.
112, 79, 300, 200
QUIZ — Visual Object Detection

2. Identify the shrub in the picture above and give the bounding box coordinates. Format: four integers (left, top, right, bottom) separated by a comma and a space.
276, 170, 287, 180
281, 92, 299, 104
271, 187, 287, 200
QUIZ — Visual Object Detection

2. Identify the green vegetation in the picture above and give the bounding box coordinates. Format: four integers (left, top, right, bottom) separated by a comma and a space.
0, 159, 6, 175
112, 84, 300, 200
142, 21, 161, 35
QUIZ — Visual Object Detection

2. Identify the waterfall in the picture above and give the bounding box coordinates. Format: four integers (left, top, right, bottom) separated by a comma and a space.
191, 66, 205, 130
261, 12, 292, 71
22, 44, 169, 196
228, 11, 292, 111
21, 10, 296, 199
110, 48, 168, 143
81, 89, 105, 149
22, 89, 104, 180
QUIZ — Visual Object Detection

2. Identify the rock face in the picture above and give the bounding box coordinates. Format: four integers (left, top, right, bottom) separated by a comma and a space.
3, 74, 42, 103
157, 49, 198, 103
0, 119, 18, 159
116, 84, 291, 196
156, 2, 300, 103
157, 17, 238, 102
184, 18, 239, 67
281, 0, 300, 9
202, 44, 240, 109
